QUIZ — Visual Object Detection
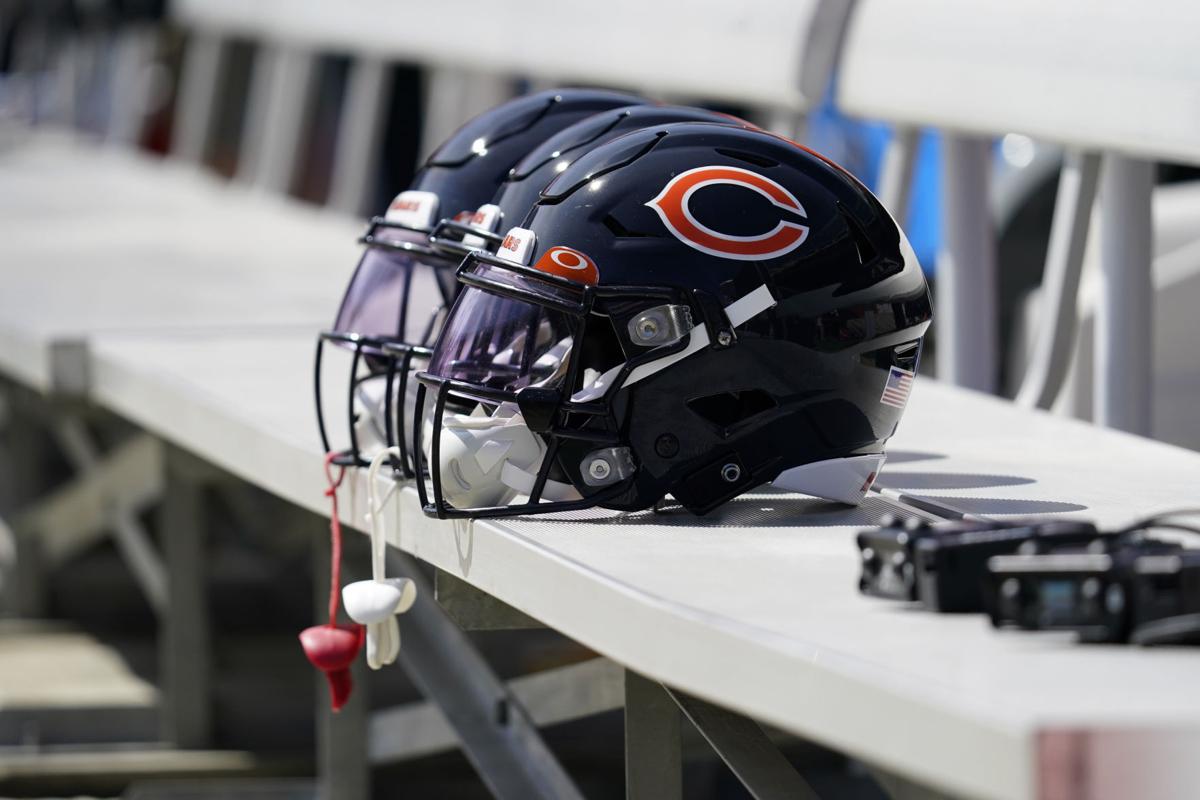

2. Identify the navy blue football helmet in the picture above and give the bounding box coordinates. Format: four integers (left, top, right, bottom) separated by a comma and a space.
414, 123, 933, 518
428, 103, 752, 262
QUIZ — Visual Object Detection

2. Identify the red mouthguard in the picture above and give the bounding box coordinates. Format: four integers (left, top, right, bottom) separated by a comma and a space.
299, 623, 364, 712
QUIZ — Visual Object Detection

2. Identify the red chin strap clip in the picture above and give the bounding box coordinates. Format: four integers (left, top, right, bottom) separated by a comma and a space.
300, 453, 365, 712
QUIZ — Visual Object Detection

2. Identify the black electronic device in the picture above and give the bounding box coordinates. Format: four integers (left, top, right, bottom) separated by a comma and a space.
915, 520, 1101, 612
985, 534, 1186, 643
856, 516, 1101, 611
1126, 549, 1200, 645
856, 515, 943, 602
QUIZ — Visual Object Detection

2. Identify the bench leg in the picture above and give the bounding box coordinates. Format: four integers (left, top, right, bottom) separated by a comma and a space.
938, 133, 998, 393
1015, 150, 1101, 410
10, 521, 47, 618
369, 657, 623, 765
49, 418, 167, 616
668, 688, 821, 800
878, 126, 919, 227
1, 392, 168, 616
310, 512, 370, 800
158, 446, 212, 748
1096, 154, 1154, 435
0, 390, 47, 615
387, 550, 584, 800
624, 670, 682, 800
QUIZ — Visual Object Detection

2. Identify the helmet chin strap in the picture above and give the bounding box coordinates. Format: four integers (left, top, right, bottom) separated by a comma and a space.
354, 368, 422, 458
341, 448, 417, 671
430, 403, 579, 508
499, 459, 579, 502
354, 377, 390, 454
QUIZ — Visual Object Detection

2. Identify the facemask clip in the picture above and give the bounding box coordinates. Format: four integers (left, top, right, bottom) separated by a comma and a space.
627, 304, 693, 348
581, 446, 637, 487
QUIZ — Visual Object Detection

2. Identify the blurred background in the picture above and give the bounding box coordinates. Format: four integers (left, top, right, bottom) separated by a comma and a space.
0, 0, 1197, 798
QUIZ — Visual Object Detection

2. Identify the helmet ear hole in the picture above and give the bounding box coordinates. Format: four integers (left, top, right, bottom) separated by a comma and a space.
686, 389, 777, 434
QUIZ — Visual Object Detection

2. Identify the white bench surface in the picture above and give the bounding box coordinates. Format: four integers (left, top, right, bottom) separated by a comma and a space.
84, 328, 1200, 800
6, 129, 1200, 800
0, 133, 361, 391
838, 0, 1200, 164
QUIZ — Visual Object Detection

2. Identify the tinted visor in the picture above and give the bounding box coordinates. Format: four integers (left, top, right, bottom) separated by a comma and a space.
428, 285, 577, 395
330, 228, 453, 348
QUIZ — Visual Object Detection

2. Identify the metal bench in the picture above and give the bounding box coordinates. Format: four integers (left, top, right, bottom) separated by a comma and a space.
0, 1, 863, 797
86, 309, 1200, 800
3, 1, 1200, 798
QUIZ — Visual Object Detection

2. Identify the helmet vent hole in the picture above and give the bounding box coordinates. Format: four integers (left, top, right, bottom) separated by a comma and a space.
840, 206, 877, 265
602, 213, 656, 238
715, 148, 779, 169
687, 390, 777, 433
892, 340, 921, 371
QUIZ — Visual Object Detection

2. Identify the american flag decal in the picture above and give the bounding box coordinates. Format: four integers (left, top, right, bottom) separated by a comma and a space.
880, 366, 915, 409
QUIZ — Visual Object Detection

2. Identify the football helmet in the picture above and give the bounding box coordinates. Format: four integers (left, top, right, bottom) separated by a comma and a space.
412, 122, 934, 518
314, 88, 646, 471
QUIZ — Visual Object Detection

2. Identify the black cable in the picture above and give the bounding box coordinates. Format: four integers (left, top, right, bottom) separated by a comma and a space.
1114, 508, 1200, 536
1136, 522, 1200, 538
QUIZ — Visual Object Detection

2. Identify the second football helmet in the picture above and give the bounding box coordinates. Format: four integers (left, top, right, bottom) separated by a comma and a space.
428, 103, 752, 262
314, 88, 646, 470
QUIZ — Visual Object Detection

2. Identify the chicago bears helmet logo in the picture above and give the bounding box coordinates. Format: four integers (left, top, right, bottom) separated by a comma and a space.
645, 166, 809, 261
534, 246, 599, 285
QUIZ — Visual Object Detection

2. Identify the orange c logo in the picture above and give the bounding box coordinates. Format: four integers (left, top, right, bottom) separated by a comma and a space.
645, 166, 809, 261
534, 246, 599, 285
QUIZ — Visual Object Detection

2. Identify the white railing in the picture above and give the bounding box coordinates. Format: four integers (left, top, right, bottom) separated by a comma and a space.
164, 0, 851, 214
838, 0, 1200, 435
6, 2, 1200, 431
169, 0, 847, 110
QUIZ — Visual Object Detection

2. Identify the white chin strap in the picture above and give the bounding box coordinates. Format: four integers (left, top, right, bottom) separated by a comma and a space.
353, 368, 422, 458
427, 403, 579, 509
353, 377, 390, 456
341, 447, 417, 671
